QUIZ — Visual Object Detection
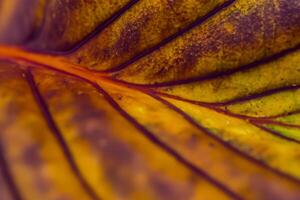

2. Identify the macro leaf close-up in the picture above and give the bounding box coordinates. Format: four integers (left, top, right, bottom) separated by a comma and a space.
0, 0, 300, 199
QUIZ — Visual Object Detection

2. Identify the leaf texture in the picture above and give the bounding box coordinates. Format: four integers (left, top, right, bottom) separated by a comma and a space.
0, 0, 300, 199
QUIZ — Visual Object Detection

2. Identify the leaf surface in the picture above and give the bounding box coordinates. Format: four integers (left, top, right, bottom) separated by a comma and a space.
0, 0, 300, 199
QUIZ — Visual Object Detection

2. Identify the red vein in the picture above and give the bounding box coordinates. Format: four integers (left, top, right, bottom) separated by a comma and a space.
92, 82, 242, 200
146, 91, 300, 185
252, 119, 300, 129
25, 0, 140, 54
105, 80, 300, 125
0, 142, 23, 200
217, 85, 300, 106
154, 90, 300, 120
105, 0, 236, 73
155, 91, 300, 144
251, 123, 300, 144
25, 69, 101, 200
267, 110, 300, 120
115, 44, 300, 87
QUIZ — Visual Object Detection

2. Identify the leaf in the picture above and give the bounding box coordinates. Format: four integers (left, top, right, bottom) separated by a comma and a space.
0, 0, 300, 199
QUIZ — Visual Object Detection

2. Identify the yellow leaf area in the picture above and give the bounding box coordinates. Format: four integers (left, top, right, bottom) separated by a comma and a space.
0, 0, 300, 200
